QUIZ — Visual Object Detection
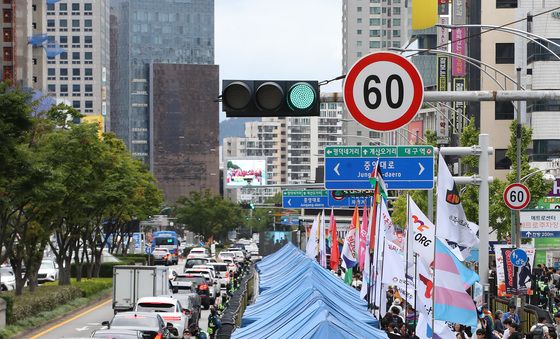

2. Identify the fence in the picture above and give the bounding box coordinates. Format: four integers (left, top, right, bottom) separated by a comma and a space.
216, 264, 255, 339
491, 297, 552, 334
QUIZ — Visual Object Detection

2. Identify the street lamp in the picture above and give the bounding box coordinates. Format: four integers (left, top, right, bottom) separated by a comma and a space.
520, 168, 558, 183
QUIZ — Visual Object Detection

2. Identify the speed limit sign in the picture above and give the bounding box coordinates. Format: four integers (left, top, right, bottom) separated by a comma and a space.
503, 183, 531, 210
343, 52, 424, 131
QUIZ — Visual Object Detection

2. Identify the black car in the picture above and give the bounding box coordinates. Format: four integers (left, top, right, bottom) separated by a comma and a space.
100, 312, 177, 339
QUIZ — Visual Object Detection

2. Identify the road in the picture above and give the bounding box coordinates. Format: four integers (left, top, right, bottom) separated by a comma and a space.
27, 260, 212, 339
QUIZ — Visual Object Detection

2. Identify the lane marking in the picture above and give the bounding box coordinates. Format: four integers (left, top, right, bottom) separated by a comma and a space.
29, 298, 111, 339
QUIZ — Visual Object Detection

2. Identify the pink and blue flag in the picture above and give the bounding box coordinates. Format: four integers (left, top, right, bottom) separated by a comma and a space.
434, 238, 479, 328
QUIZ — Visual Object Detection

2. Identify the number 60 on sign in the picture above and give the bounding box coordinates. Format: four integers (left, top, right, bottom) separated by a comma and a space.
503, 183, 531, 210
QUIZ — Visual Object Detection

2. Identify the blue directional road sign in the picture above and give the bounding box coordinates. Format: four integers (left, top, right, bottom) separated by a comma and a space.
328, 190, 374, 208
282, 190, 328, 209
324, 146, 434, 190
145, 246, 153, 255
510, 249, 528, 267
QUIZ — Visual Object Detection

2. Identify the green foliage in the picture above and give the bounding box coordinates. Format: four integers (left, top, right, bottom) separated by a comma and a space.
175, 191, 244, 240
71, 262, 125, 278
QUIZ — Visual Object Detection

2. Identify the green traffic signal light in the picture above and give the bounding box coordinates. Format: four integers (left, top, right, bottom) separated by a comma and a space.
287, 82, 317, 112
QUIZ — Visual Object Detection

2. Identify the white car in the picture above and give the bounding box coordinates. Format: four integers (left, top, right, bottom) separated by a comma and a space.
38, 259, 58, 283
227, 250, 246, 264
0, 267, 16, 291
152, 248, 173, 266
221, 258, 238, 273
187, 247, 210, 259
134, 296, 188, 338
184, 268, 220, 300
206, 263, 230, 288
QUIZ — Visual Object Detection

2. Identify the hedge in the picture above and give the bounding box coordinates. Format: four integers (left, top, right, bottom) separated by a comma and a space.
0, 278, 113, 324
114, 255, 147, 265
71, 261, 125, 278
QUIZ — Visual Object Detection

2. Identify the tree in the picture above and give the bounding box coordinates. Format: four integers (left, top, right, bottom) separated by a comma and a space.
175, 191, 244, 241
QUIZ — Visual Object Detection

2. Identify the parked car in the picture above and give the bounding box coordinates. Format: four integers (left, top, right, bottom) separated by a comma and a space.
38, 259, 58, 283
160, 293, 201, 332
134, 297, 188, 339
90, 328, 144, 338
0, 267, 16, 291
152, 248, 173, 266
99, 312, 174, 339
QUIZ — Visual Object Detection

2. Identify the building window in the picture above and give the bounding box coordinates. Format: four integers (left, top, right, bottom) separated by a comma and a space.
393, 18, 401, 26
73, 84, 80, 92
59, 19, 67, 27
85, 84, 92, 92
71, 3, 79, 11
72, 36, 80, 44
84, 20, 92, 28
72, 100, 80, 108
495, 149, 512, 170
60, 68, 68, 76
72, 19, 79, 28
84, 3, 92, 11
357, 6, 362, 12
3, 28, 12, 42
3, 9, 12, 23
60, 84, 68, 92
84, 52, 92, 60
496, 43, 514, 64
84, 36, 92, 44
533, 140, 560, 161
59, 3, 67, 11
59, 36, 67, 44
357, 29, 362, 35
370, 7, 381, 14
72, 68, 80, 76
527, 39, 560, 63
85, 101, 93, 109
393, 29, 401, 37
370, 41, 380, 48
393, 7, 401, 15
357, 18, 362, 23
357, 41, 362, 47
47, 3, 54, 11
48, 68, 55, 76
495, 101, 514, 120
370, 30, 380, 37
47, 19, 55, 27
370, 18, 380, 26
48, 84, 56, 92
85, 68, 92, 76
72, 52, 79, 59
369, 131, 381, 138
496, 0, 517, 8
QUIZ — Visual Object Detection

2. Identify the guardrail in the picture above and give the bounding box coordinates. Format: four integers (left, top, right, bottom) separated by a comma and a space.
491, 297, 552, 334
216, 263, 255, 339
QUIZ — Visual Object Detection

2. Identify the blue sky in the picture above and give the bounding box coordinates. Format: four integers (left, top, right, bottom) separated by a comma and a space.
215, 0, 342, 120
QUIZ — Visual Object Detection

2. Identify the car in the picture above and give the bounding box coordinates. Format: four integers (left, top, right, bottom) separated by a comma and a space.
187, 247, 210, 259
184, 257, 212, 271
227, 250, 246, 264
204, 263, 229, 289
179, 274, 212, 309
0, 267, 16, 291
90, 328, 144, 338
170, 273, 197, 293
152, 248, 173, 266
160, 293, 201, 332
38, 259, 58, 283
99, 312, 174, 339
184, 268, 220, 299
230, 246, 251, 260
220, 257, 239, 273
134, 297, 188, 339
217, 251, 235, 262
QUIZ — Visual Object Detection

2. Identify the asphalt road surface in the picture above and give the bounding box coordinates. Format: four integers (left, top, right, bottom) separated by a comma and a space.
27, 260, 211, 339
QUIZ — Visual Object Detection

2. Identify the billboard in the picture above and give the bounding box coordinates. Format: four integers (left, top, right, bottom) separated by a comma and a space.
225, 159, 267, 186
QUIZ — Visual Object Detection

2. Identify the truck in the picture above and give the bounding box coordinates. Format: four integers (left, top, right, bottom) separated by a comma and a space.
112, 265, 170, 313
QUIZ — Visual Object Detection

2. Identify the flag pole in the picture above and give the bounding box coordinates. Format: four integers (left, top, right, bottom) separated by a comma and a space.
368, 195, 375, 309
413, 253, 418, 332
373, 197, 383, 317
431, 199, 437, 339
405, 194, 410, 322
378, 235, 387, 320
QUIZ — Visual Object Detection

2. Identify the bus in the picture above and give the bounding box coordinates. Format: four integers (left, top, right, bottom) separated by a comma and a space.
152, 231, 180, 265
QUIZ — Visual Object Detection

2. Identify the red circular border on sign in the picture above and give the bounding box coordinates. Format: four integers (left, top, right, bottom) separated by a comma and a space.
344, 52, 424, 131
503, 183, 531, 210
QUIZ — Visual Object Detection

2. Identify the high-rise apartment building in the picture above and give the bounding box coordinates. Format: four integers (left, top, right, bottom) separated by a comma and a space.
110, 0, 214, 166
342, 0, 411, 146
517, 0, 560, 164
44, 0, 110, 128
1, 0, 48, 91
222, 100, 344, 203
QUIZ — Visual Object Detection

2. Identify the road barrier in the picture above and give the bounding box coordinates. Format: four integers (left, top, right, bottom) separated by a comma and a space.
491, 297, 552, 334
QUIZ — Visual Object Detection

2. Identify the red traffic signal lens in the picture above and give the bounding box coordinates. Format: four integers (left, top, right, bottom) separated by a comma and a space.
222, 82, 251, 111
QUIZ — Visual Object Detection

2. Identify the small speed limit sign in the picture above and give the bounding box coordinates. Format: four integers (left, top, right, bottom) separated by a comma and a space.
503, 183, 531, 210
343, 52, 424, 131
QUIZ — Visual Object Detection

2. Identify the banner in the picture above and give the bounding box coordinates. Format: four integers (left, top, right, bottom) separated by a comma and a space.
452, 0, 466, 25
452, 78, 467, 132
494, 245, 535, 296
382, 240, 415, 305
451, 29, 467, 77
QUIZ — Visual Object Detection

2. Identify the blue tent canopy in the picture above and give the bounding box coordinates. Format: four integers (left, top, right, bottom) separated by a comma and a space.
232, 243, 388, 339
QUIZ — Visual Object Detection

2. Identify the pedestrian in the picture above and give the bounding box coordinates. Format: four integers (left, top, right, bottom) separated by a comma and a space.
207, 306, 222, 339
494, 310, 505, 334
502, 305, 520, 325
501, 318, 513, 339
391, 298, 404, 317
554, 312, 560, 335
530, 316, 549, 339
508, 323, 522, 339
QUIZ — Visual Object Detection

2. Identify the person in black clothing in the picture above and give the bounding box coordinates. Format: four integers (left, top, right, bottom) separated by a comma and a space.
509, 322, 522, 339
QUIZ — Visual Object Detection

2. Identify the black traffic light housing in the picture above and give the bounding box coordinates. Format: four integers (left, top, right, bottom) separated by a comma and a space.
222, 80, 320, 117
240, 202, 254, 209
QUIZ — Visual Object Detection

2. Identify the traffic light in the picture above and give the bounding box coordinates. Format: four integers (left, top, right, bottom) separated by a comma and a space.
222, 80, 320, 117
240, 202, 255, 209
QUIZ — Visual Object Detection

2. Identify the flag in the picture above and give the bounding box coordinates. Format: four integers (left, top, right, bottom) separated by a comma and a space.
360, 204, 375, 299
434, 238, 479, 327
319, 210, 327, 268
382, 240, 414, 305
409, 196, 436, 266
416, 312, 456, 339
436, 153, 479, 250
379, 199, 398, 243
344, 267, 353, 285
369, 161, 388, 248
305, 214, 320, 259
351, 204, 360, 260
412, 0, 438, 30
341, 211, 358, 269
329, 209, 340, 271
358, 205, 368, 270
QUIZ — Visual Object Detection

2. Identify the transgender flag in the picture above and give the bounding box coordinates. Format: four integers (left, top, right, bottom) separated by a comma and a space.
434, 238, 479, 328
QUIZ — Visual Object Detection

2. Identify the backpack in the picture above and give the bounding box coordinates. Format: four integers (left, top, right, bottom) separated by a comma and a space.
531, 324, 545, 339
